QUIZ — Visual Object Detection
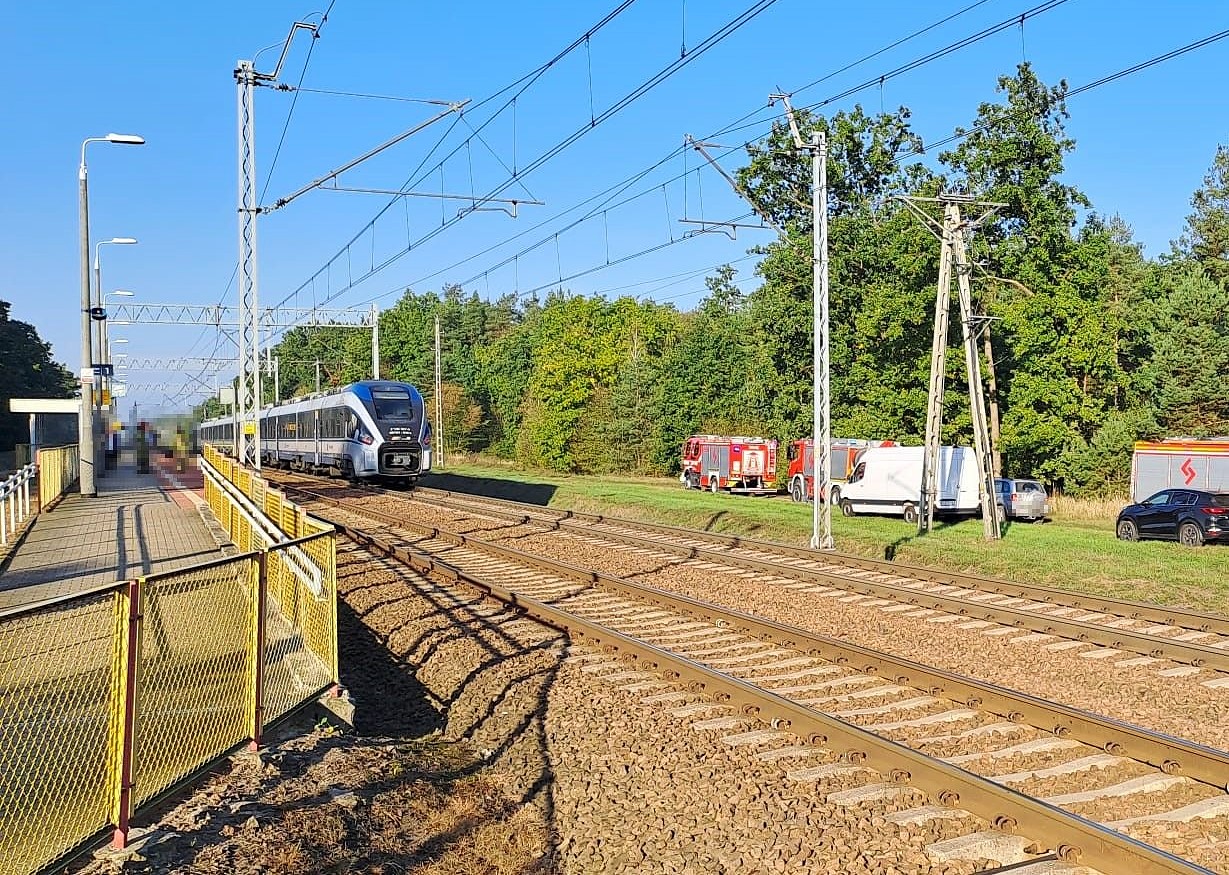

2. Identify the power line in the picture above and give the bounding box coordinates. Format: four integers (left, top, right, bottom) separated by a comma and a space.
276, 86, 458, 105
269, 0, 781, 330
788, 0, 996, 96
266, 0, 642, 313
451, 26, 1229, 306
260, 0, 339, 204
362, 0, 1067, 304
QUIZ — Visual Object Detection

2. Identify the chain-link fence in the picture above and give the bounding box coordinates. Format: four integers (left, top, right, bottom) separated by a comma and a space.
0, 587, 119, 875
1, 451, 339, 875
35, 444, 79, 511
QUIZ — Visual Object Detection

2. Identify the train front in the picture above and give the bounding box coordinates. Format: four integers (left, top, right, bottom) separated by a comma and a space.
355, 381, 432, 477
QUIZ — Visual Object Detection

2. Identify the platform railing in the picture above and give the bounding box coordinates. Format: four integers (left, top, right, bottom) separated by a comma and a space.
0, 463, 35, 544
0, 454, 339, 875
36, 444, 79, 511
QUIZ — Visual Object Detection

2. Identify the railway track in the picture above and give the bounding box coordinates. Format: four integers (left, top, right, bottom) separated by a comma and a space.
362, 481, 1229, 676
272, 475, 1229, 874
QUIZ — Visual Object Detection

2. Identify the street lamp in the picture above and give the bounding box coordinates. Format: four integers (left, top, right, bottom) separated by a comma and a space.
93, 241, 137, 478
79, 133, 144, 497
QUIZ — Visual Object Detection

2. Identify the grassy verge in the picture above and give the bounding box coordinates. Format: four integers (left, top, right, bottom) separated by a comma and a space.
423, 459, 1229, 615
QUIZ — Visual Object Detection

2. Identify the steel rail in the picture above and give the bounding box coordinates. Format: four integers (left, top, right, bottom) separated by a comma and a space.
334, 518, 1215, 875
368, 485, 1229, 673
409, 484, 1229, 635
292, 487, 1229, 792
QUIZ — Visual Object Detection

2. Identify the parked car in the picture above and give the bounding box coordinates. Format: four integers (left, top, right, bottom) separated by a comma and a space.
994, 478, 1049, 522
1115, 489, 1229, 546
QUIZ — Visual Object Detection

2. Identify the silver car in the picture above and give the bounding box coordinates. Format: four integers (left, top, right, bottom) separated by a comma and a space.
995, 478, 1049, 522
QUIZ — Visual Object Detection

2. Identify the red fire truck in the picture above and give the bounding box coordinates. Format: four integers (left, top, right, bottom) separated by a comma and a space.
680, 435, 778, 494
785, 438, 895, 502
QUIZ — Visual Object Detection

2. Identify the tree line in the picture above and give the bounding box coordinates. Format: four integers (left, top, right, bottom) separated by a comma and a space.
0, 301, 75, 453
258, 64, 1229, 496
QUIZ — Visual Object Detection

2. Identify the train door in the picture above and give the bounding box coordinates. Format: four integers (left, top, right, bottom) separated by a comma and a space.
314, 409, 321, 467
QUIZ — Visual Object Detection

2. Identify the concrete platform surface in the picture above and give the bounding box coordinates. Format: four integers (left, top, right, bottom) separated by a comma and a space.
0, 454, 224, 611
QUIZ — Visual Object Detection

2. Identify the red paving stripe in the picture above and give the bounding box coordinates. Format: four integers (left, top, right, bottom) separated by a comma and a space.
149, 456, 206, 501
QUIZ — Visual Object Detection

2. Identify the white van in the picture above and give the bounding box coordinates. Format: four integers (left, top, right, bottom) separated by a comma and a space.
833, 446, 980, 523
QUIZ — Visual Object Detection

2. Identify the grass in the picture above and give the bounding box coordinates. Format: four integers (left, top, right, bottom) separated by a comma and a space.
423, 458, 1229, 616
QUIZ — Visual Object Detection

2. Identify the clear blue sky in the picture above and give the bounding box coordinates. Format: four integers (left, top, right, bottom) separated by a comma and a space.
3, 0, 1226, 415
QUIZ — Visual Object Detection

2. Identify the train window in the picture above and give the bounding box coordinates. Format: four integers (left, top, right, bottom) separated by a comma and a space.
371, 388, 412, 420
325, 406, 342, 439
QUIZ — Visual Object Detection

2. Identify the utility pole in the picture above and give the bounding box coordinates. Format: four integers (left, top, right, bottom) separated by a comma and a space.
234, 20, 317, 470
434, 315, 444, 468
770, 94, 833, 551
315, 360, 322, 393
897, 194, 1003, 540
371, 303, 380, 379
235, 57, 261, 470
953, 218, 1000, 540
78, 152, 96, 496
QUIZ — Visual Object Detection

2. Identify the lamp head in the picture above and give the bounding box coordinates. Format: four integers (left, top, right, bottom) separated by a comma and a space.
105, 134, 146, 146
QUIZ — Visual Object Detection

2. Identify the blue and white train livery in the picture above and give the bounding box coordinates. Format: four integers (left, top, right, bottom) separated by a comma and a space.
198, 380, 432, 482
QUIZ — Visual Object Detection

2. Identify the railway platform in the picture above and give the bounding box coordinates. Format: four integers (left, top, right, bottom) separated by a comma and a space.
0, 452, 226, 610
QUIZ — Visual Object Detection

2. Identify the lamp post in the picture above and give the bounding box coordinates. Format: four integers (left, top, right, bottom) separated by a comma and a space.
93, 241, 136, 476
79, 134, 144, 497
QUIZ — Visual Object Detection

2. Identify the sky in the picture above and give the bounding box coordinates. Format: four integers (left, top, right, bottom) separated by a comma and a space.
2, 0, 1227, 416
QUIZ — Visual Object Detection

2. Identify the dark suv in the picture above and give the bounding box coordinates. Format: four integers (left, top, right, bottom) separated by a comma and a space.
1116, 489, 1229, 546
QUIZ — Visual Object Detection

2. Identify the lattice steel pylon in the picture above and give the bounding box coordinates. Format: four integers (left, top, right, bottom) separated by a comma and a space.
235, 59, 261, 469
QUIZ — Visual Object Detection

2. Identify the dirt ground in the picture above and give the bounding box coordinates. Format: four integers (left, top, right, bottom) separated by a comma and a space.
72, 541, 556, 875
78, 721, 549, 875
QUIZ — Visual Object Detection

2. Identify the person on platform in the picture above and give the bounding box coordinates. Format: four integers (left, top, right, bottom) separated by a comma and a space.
135, 422, 150, 474
174, 426, 188, 473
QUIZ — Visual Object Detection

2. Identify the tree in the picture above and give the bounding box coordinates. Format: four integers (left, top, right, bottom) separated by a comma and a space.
650, 266, 760, 470
1141, 264, 1229, 437
1175, 144, 1229, 287
0, 301, 75, 451
432, 381, 484, 454
939, 64, 1127, 485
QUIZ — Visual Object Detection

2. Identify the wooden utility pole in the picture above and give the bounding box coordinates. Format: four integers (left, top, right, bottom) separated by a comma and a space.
897, 194, 1003, 540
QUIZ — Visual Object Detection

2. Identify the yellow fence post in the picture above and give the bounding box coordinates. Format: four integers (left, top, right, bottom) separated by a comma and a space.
110, 578, 142, 849
248, 554, 267, 750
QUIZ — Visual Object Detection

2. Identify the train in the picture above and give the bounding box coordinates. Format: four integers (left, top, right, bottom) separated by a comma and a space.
197, 380, 432, 482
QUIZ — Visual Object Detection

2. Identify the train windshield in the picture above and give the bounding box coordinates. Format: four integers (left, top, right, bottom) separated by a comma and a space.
371, 388, 414, 420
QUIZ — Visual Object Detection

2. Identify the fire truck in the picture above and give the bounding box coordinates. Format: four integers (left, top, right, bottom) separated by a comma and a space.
785, 438, 895, 502
680, 435, 778, 495
1131, 439, 1229, 502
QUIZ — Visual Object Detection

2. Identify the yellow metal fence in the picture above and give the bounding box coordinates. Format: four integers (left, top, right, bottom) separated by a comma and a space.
0, 451, 338, 875
35, 444, 79, 510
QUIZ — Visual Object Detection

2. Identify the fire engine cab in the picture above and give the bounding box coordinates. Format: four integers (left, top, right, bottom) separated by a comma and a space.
680, 435, 778, 495
785, 438, 895, 502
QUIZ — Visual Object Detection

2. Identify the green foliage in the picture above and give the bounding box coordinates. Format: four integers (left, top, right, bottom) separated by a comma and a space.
1140, 264, 1229, 437
1175, 145, 1229, 287
0, 300, 75, 451
245, 67, 1227, 491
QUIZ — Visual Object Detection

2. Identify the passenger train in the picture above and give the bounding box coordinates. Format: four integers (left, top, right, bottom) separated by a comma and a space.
198, 380, 432, 482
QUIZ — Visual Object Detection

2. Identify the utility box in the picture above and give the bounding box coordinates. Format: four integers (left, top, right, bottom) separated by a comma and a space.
1131, 440, 1229, 502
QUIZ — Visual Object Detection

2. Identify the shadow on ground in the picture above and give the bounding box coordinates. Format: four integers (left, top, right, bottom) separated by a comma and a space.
419, 471, 558, 506
74, 543, 560, 875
